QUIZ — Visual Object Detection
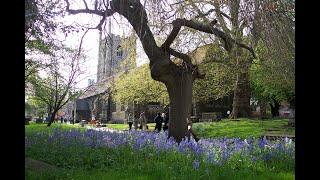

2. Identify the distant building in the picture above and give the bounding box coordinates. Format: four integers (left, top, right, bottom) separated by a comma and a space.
71, 30, 137, 123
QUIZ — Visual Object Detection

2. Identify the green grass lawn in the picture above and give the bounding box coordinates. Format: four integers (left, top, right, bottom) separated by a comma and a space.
193, 119, 295, 138
26, 121, 86, 135
106, 123, 156, 131
192, 118, 294, 139
104, 118, 294, 139
27, 118, 294, 139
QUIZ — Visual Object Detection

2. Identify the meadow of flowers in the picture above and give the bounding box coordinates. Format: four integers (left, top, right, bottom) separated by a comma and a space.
25, 125, 295, 179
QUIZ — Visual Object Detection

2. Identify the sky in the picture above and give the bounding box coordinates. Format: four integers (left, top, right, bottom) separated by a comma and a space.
59, 9, 149, 89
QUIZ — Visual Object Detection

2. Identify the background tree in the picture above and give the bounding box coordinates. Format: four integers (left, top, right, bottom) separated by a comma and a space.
161, 0, 294, 119
25, 98, 48, 119
25, 0, 79, 81
193, 43, 236, 103
250, 39, 295, 118
29, 47, 85, 127
146, 0, 255, 118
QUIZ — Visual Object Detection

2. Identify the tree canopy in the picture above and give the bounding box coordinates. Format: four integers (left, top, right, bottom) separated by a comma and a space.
250, 39, 295, 104
193, 43, 235, 102
113, 63, 169, 106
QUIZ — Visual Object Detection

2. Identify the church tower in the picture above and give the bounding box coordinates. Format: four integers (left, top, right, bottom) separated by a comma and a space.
97, 18, 137, 82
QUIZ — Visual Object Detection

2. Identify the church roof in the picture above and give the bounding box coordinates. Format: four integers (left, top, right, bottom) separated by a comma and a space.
78, 73, 124, 99
79, 77, 112, 99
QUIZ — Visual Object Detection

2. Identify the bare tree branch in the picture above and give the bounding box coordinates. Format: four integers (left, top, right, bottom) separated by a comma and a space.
212, 2, 231, 34
161, 18, 217, 50
160, 23, 181, 51
168, 48, 192, 66
82, 0, 89, 10
64, 0, 114, 16
110, 0, 162, 61
168, 48, 204, 79
102, 0, 109, 9
195, 8, 231, 20
94, 0, 98, 10
161, 18, 217, 51
166, 18, 255, 58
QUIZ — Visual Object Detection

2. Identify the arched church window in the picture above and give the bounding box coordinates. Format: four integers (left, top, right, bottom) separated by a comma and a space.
116, 45, 123, 57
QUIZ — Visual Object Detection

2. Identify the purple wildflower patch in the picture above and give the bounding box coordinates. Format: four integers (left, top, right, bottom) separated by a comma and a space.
26, 127, 295, 167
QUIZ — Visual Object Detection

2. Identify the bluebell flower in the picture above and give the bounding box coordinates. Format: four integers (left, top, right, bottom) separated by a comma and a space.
192, 159, 200, 169
263, 153, 272, 161
206, 152, 214, 164
235, 140, 244, 151
222, 150, 231, 162
258, 136, 268, 150
252, 156, 257, 163
48, 135, 54, 143
275, 142, 284, 151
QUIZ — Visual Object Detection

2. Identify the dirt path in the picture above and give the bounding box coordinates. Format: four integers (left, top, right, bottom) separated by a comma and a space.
25, 157, 59, 173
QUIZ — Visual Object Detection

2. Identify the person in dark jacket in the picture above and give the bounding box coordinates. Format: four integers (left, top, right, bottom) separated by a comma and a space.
127, 113, 133, 130
154, 113, 163, 132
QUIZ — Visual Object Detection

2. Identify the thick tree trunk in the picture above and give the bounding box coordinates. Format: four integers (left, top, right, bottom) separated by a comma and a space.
47, 111, 58, 127
230, 70, 251, 119
166, 71, 193, 143
270, 98, 280, 118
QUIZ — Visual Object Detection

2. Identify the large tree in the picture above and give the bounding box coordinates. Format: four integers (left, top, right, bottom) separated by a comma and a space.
164, 0, 294, 119
147, 0, 255, 118
250, 39, 295, 118
249, 0, 295, 118
63, 0, 255, 142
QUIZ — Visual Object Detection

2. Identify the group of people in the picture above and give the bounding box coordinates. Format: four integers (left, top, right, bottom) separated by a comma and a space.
155, 113, 199, 141
127, 111, 169, 132
126, 110, 200, 141
154, 112, 169, 132
127, 111, 148, 130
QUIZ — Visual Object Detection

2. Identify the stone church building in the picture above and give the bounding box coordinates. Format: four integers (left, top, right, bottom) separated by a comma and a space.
69, 31, 137, 123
